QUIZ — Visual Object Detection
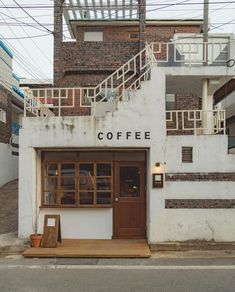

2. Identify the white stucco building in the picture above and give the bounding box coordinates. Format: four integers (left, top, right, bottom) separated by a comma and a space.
18, 0, 235, 245
19, 35, 235, 244
0, 40, 24, 187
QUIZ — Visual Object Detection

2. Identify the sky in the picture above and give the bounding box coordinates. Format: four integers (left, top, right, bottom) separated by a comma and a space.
0, 0, 234, 82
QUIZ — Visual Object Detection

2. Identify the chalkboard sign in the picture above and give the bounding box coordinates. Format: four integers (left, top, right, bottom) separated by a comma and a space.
42, 215, 61, 248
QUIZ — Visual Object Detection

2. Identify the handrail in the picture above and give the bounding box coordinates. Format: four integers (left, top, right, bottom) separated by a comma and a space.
166, 109, 226, 135
24, 89, 55, 117
23, 39, 233, 117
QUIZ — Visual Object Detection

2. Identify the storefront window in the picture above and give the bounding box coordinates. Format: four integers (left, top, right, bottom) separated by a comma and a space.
42, 162, 112, 207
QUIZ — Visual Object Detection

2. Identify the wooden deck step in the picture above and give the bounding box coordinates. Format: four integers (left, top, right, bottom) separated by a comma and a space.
23, 239, 151, 258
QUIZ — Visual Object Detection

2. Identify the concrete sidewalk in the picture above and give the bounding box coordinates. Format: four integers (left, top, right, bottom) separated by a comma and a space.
0, 180, 29, 256
1, 180, 235, 259
0, 179, 18, 234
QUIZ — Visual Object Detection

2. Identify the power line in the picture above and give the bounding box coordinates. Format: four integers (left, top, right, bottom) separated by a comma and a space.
11, 0, 53, 34
0, 6, 53, 65
0, 33, 52, 39
0, 0, 51, 80
0, 11, 50, 32
0, 1, 234, 9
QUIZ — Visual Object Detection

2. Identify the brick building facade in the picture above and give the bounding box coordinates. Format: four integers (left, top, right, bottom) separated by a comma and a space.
0, 85, 12, 144
54, 21, 201, 87
53, 0, 202, 116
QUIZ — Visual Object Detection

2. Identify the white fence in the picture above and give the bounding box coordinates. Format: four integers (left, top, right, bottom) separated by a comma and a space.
166, 110, 226, 135
23, 39, 233, 119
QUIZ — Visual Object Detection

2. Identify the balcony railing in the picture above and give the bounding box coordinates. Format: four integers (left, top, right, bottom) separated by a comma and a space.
150, 40, 231, 67
166, 110, 226, 135
23, 40, 234, 118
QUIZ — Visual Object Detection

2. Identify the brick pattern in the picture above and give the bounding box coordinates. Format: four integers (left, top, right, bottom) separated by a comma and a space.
165, 199, 235, 209
166, 94, 202, 135
53, 1, 201, 116
54, 23, 201, 87
165, 173, 235, 181
0, 85, 12, 144
146, 25, 200, 43
175, 94, 202, 110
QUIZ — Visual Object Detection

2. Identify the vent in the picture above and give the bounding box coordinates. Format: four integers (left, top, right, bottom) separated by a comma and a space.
182, 146, 193, 163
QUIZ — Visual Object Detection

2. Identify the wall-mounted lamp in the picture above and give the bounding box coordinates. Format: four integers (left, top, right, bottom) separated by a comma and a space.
153, 162, 164, 188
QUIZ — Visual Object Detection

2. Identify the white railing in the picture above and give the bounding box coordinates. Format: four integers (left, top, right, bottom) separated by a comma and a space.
24, 43, 157, 117
24, 89, 55, 117
166, 110, 226, 135
23, 39, 233, 117
150, 40, 230, 66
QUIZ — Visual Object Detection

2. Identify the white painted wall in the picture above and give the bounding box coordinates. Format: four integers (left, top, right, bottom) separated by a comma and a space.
0, 142, 18, 187
19, 67, 166, 239
38, 209, 112, 239
19, 66, 235, 243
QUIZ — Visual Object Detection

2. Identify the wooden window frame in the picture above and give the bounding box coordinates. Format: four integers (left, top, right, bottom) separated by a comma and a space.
129, 32, 139, 40
0, 108, 6, 123
41, 161, 113, 208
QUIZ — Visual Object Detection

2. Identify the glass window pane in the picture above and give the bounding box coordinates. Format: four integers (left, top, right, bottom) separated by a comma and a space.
79, 164, 94, 176
79, 164, 94, 190
79, 192, 94, 205
44, 191, 56, 205
97, 192, 111, 204
120, 166, 140, 197
46, 164, 58, 176
96, 178, 111, 190
61, 164, 75, 176
61, 178, 75, 190
44, 177, 57, 190
97, 164, 111, 176
61, 192, 75, 205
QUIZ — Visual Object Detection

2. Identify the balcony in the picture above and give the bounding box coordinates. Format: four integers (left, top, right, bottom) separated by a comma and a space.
166, 110, 226, 135
150, 34, 234, 67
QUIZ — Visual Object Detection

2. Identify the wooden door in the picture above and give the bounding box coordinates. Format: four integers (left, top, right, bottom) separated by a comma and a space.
113, 162, 146, 239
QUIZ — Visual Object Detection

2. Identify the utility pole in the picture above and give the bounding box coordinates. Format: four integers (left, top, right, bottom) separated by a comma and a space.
203, 0, 209, 65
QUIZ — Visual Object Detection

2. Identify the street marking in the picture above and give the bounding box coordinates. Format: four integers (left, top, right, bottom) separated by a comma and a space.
1, 265, 235, 270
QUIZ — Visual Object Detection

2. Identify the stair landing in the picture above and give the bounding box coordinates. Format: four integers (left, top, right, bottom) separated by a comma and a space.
23, 239, 151, 258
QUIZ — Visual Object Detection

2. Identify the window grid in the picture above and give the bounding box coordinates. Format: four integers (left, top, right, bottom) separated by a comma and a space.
42, 162, 113, 208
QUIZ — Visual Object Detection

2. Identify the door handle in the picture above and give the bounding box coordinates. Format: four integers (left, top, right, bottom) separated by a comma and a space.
114, 197, 119, 202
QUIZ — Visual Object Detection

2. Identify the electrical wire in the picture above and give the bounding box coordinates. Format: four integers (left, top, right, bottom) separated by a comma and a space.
11, 0, 53, 34
0, 10, 49, 32
0, 1, 235, 9
0, 0, 51, 80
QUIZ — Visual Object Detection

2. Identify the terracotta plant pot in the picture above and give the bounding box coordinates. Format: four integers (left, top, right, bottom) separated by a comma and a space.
30, 234, 43, 248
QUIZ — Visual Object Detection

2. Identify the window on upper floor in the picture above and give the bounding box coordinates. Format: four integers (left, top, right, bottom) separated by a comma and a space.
129, 32, 139, 40
84, 31, 103, 42
0, 108, 6, 123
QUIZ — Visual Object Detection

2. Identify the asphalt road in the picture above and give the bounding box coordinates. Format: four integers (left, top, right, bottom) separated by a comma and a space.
0, 258, 235, 292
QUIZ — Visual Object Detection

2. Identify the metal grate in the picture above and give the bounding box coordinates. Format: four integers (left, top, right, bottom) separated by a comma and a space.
182, 146, 193, 163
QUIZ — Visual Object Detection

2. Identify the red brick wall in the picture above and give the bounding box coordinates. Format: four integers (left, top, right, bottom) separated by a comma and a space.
54, 23, 201, 87
0, 85, 11, 144
175, 94, 202, 110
